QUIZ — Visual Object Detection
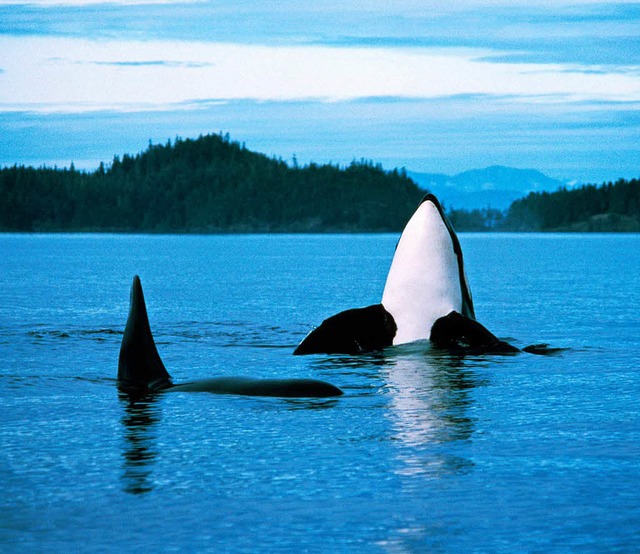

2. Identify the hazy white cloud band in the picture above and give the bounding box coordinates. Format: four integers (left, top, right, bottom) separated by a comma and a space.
0, 0, 205, 5
1, 0, 638, 6
2, 36, 639, 113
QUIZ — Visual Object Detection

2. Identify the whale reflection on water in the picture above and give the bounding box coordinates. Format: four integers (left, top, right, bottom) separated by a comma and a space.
381, 345, 488, 478
117, 390, 341, 495
119, 392, 161, 495
306, 343, 490, 479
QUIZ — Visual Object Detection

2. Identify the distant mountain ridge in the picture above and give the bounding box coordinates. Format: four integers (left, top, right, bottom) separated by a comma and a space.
407, 165, 568, 210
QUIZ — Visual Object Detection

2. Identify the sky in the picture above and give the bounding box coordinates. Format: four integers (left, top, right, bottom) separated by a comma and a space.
0, 1, 639, 182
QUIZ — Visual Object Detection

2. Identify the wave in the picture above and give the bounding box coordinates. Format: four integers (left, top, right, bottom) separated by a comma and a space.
15, 321, 303, 349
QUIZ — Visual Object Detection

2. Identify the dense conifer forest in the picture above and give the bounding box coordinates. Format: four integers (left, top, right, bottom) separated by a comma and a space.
0, 133, 423, 233
0, 132, 638, 233
446, 177, 640, 232
499, 179, 640, 232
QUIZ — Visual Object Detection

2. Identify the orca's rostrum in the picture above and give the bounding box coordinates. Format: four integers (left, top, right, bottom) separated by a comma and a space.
295, 194, 550, 355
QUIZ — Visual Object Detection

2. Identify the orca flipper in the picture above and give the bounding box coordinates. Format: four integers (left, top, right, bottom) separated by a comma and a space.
118, 275, 174, 391
430, 311, 519, 354
294, 304, 397, 355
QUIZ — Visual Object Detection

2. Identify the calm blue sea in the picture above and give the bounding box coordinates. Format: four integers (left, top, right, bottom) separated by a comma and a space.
1, 233, 639, 553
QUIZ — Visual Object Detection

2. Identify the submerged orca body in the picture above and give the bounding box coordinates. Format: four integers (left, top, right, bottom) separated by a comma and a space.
118, 276, 343, 397
295, 194, 530, 356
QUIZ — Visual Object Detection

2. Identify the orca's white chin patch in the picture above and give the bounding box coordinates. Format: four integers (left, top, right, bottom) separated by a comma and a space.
381, 198, 463, 345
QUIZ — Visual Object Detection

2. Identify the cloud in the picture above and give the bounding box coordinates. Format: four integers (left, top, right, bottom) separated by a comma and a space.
1, 36, 639, 114
83, 60, 215, 69
1, 2, 637, 180
1, 96, 637, 182
0, 0, 204, 5
2, 2, 639, 68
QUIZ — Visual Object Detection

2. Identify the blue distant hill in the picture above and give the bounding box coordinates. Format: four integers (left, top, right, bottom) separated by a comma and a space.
407, 165, 568, 210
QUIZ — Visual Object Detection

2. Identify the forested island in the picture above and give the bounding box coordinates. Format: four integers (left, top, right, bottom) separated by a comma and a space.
1, 132, 638, 233
0, 133, 422, 233
448, 179, 640, 232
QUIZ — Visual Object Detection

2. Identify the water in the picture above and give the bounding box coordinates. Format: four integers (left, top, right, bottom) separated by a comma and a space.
1, 233, 639, 552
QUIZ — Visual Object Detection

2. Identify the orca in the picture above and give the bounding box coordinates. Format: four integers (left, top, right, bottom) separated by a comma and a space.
118, 276, 343, 397
295, 194, 545, 355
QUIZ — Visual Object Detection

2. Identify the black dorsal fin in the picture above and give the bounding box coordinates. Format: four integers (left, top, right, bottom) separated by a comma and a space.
118, 276, 173, 391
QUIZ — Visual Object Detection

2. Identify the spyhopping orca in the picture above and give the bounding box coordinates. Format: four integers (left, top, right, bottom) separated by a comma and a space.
118, 276, 343, 397
295, 194, 545, 356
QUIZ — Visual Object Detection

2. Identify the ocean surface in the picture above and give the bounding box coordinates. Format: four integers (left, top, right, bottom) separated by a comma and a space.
1, 232, 639, 553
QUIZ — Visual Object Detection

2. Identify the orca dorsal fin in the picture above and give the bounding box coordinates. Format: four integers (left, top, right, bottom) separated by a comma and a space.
118, 275, 173, 391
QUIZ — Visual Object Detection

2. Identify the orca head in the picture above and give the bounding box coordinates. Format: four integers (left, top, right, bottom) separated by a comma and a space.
380, 194, 475, 345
